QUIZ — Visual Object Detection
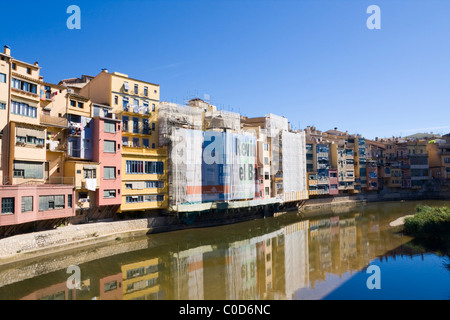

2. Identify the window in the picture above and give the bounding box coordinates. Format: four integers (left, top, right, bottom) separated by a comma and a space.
133, 117, 139, 133
103, 190, 116, 199
12, 63, 16, 70
2, 198, 15, 215
143, 138, 150, 148
123, 97, 129, 109
17, 135, 45, 146
21, 196, 33, 213
26, 67, 31, 75
0, 73, 6, 83
70, 100, 76, 107
144, 195, 164, 202
122, 137, 129, 146
39, 195, 65, 211
122, 116, 129, 132
68, 194, 73, 208
11, 101, 37, 118
132, 138, 140, 147
78, 192, 88, 200
123, 81, 130, 92
146, 181, 164, 189
84, 169, 97, 179
152, 143, 155, 149
143, 119, 150, 134
265, 172, 270, 180
152, 104, 156, 112
152, 123, 156, 131
126, 160, 144, 174
444, 158, 450, 164
11, 78, 37, 94
104, 121, 116, 133
145, 161, 164, 174
13, 161, 43, 179
0, 102, 5, 109
114, 96, 118, 104
265, 187, 270, 196
104, 140, 116, 153
144, 87, 148, 96
78, 102, 84, 109
134, 84, 138, 94
104, 167, 116, 180
126, 196, 144, 203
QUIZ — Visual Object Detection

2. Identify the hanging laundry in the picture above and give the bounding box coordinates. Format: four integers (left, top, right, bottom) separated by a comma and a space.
85, 178, 97, 191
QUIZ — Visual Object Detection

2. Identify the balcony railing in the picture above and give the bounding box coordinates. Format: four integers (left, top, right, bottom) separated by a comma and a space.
3, 176, 75, 186
40, 115, 68, 128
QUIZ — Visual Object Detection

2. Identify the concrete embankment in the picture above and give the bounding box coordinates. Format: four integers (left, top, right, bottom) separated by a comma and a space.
1, 190, 449, 264
0, 209, 266, 264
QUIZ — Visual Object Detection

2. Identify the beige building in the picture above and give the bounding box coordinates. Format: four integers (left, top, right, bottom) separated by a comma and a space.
79, 70, 168, 213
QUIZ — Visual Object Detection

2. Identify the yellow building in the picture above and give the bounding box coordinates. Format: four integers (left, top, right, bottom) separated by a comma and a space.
121, 258, 160, 300
6, 49, 44, 184
79, 70, 168, 213
39, 82, 69, 184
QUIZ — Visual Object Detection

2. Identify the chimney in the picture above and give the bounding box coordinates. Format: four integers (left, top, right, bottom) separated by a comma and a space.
3, 45, 10, 56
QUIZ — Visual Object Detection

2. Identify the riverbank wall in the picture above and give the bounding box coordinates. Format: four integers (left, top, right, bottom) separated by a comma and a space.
0, 208, 266, 264
1, 190, 449, 264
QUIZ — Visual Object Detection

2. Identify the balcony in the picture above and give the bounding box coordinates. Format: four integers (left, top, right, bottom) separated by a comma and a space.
68, 123, 83, 136
40, 114, 68, 128
46, 141, 67, 152
3, 176, 75, 186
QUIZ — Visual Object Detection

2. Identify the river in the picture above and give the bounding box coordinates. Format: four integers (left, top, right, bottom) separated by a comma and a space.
0, 200, 448, 300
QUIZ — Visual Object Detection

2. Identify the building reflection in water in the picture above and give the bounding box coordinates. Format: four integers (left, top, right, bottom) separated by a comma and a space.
2, 209, 417, 300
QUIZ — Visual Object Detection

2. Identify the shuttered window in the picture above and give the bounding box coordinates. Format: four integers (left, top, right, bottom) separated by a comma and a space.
13, 161, 44, 179
104, 140, 116, 153
39, 195, 65, 211
103, 190, 116, 199
104, 121, 116, 133
21, 196, 33, 213
104, 167, 116, 180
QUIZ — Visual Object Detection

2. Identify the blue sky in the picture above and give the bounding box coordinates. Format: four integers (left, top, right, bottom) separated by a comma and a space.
1, 0, 450, 139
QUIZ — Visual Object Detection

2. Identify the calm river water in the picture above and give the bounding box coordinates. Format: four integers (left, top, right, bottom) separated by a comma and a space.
0, 200, 449, 300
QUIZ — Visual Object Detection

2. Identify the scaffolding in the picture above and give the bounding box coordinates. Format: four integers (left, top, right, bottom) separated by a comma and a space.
170, 128, 204, 206
281, 130, 308, 202
204, 110, 241, 132
158, 102, 203, 147
169, 129, 257, 207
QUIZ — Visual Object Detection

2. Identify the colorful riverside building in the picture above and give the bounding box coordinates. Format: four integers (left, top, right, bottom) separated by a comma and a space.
0, 46, 75, 236
0, 46, 125, 236
78, 70, 168, 215
427, 135, 450, 184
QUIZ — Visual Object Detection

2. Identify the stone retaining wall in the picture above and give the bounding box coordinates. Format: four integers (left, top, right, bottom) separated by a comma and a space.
0, 219, 152, 261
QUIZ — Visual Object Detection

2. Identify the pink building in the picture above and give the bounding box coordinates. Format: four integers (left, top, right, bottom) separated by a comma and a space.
329, 169, 339, 195
0, 184, 75, 229
366, 160, 378, 191
92, 116, 122, 208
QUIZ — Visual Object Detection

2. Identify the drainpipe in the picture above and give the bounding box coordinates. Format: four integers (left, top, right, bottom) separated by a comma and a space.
4, 46, 12, 184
